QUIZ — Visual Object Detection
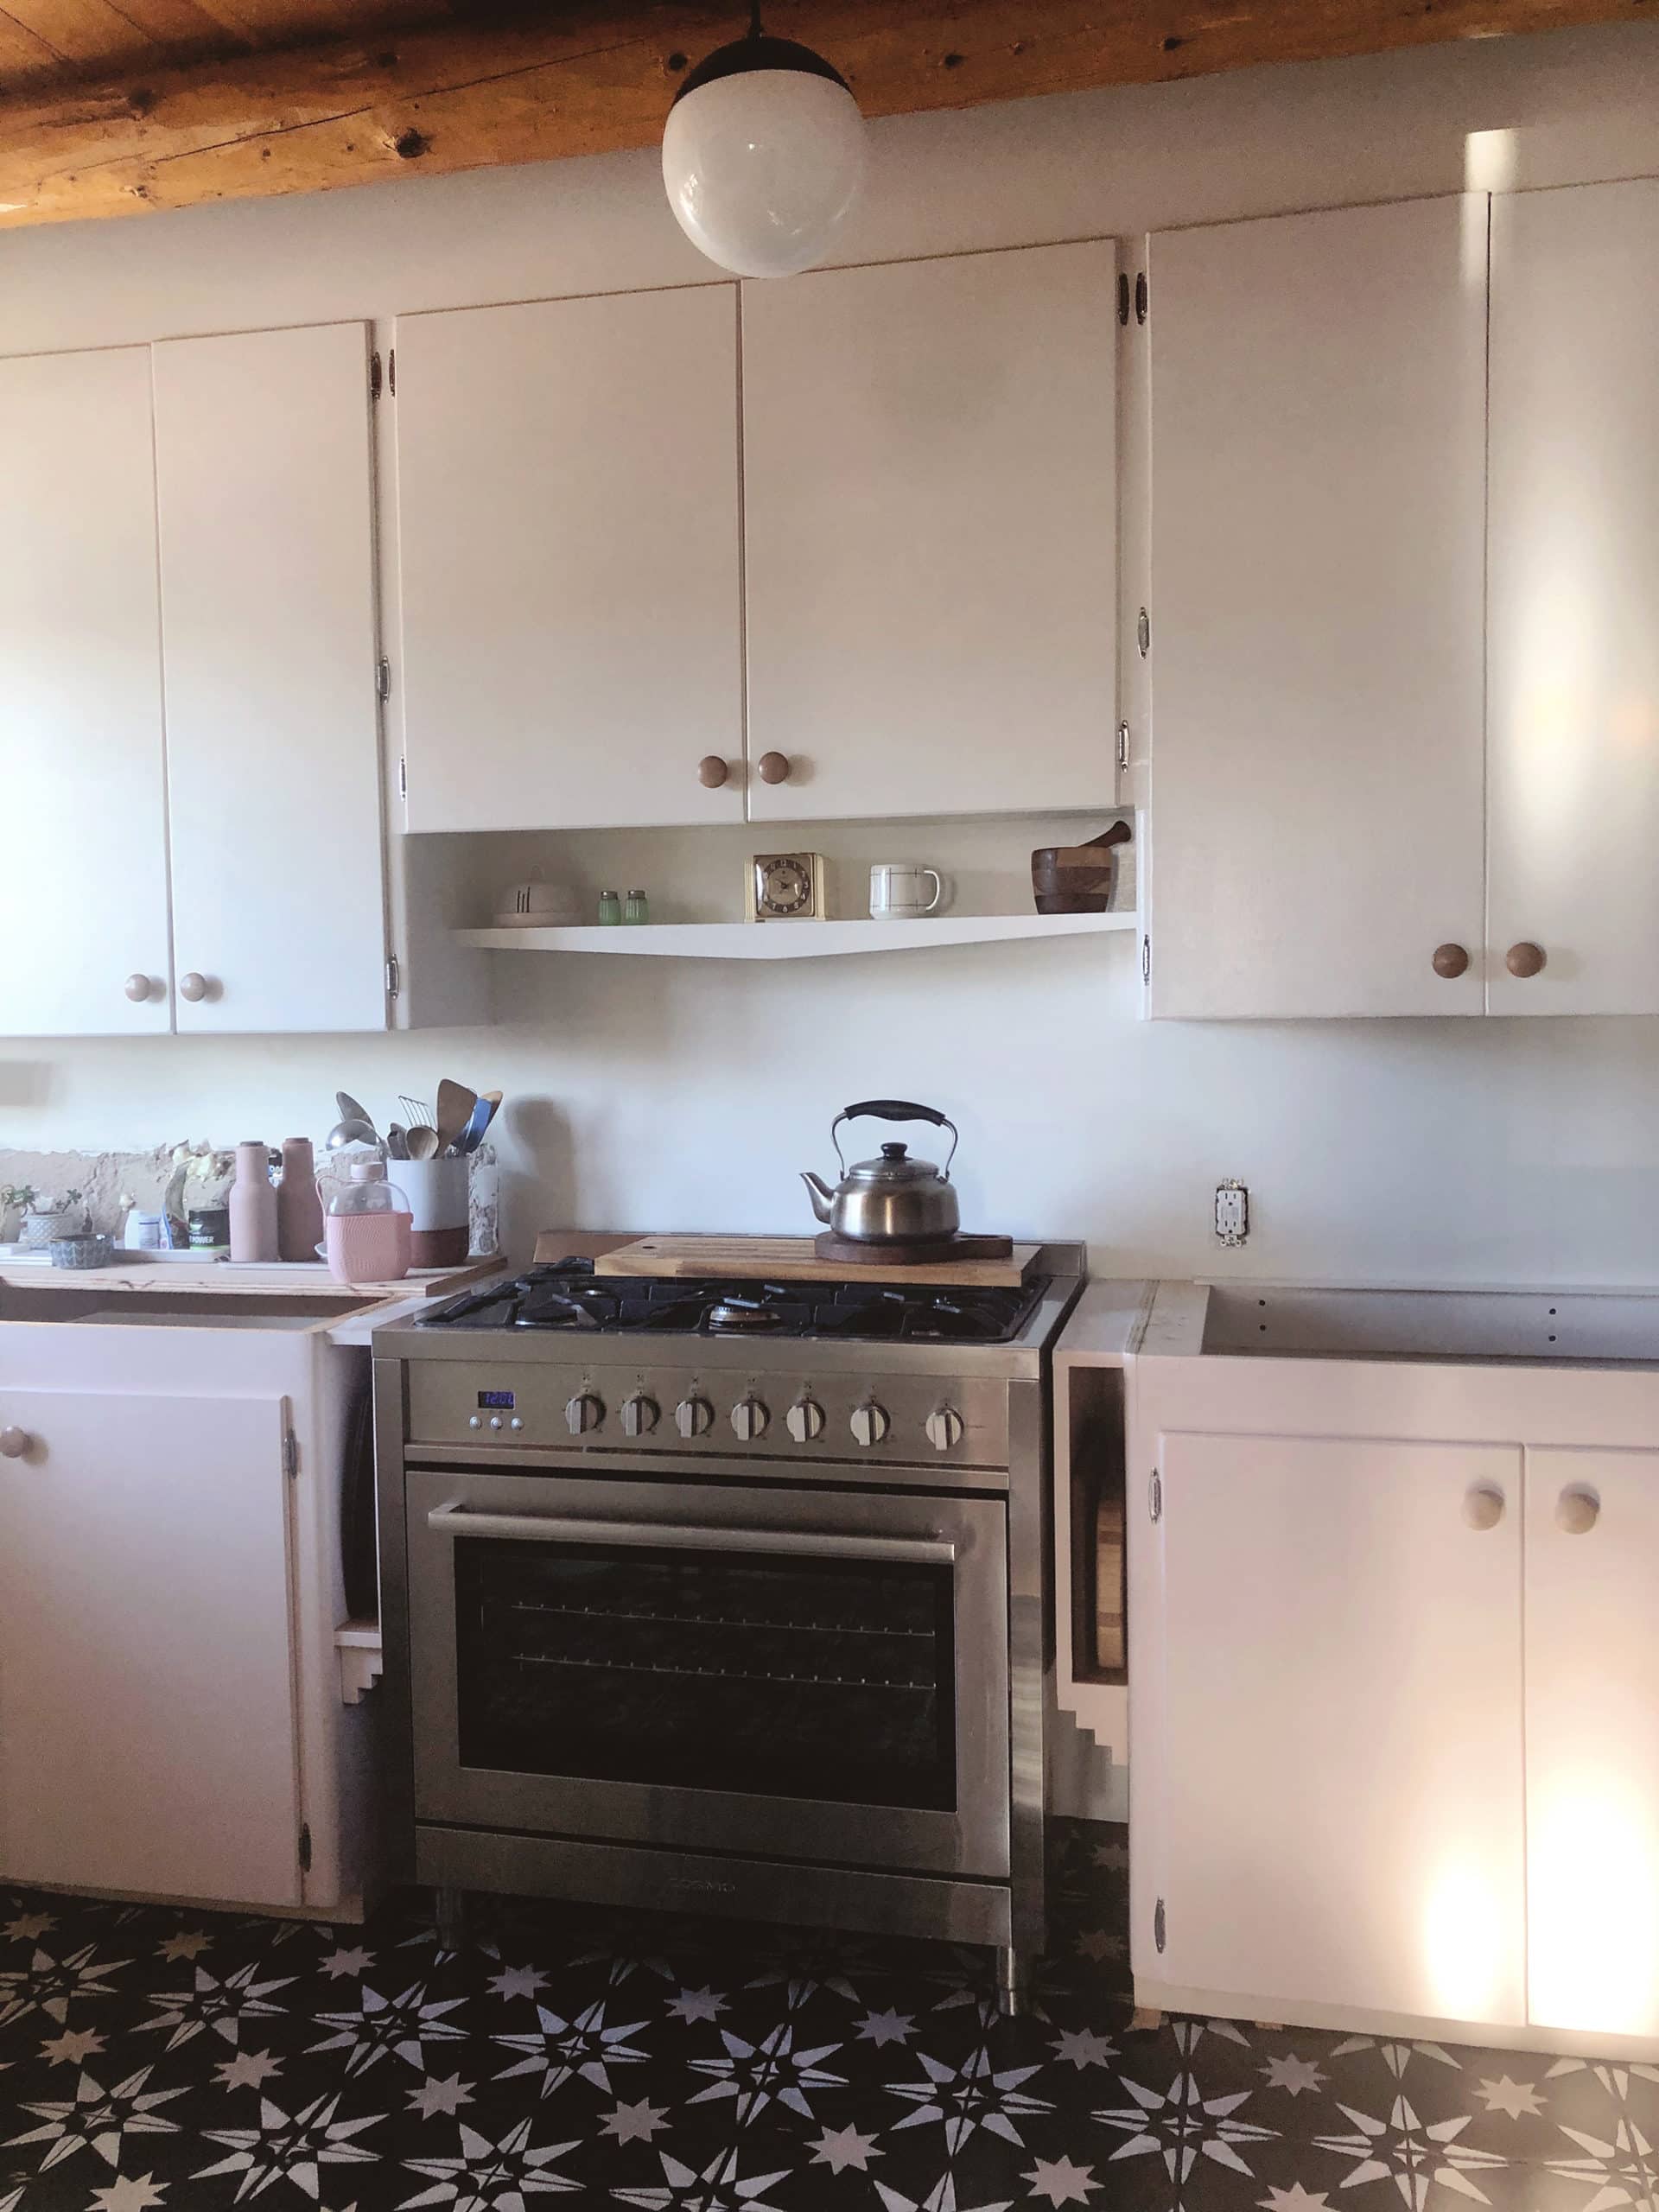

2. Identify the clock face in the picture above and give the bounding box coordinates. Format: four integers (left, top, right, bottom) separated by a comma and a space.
754, 853, 819, 918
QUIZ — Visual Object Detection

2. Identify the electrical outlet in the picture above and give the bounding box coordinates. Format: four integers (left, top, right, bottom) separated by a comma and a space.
1214, 1180, 1249, 1247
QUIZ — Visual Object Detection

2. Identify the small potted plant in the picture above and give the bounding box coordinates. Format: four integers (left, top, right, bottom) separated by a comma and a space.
22, 1187, 86, 1250
0, 1184, 35, 1243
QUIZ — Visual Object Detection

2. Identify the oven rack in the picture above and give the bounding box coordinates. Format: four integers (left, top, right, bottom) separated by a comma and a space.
504, 1597, 932, 1641
511, 1649, 936, 1693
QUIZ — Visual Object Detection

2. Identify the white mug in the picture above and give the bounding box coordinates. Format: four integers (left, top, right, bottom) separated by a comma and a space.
870, 862, 945, 919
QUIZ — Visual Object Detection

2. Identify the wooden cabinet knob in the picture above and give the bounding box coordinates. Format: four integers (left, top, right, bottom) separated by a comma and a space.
1506, 941, 1546, 979
0, 1427, 30, 1459
1433, 944, 1470, 979
1556, 1487, 1600, 1535
757, 751, 791, 785
1462, 1484, 1505, 1532
179, 971, 209, 1003
124, 973, 153, 1003
697, 754, 728, 789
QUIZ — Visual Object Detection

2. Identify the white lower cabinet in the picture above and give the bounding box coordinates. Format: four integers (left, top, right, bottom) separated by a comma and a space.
0, 1321, 376, 1915
0, 1389, 302, 1905
1524, 1448, 1659, 2039
1152, 1431, 1526, 2026
1131, 1353, 1659, 2051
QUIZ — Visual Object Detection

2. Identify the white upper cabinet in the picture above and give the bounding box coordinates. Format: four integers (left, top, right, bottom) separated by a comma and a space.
1147, 198, 1489, 1018
742, 243, 1118, 823
154, 322, 389, 1034
395, 286, 744, 833
0, 348, 173, 1038
1487, 181, 1659, 1016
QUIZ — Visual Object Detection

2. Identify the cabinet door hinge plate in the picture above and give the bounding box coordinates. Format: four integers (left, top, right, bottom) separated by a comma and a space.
397, 756, 408, 803
376, 657, 391, 701
282, 1430, 300, 1480
1135, 270, 1148, 326
298, 1823, 313, 1874
1116, 720, 1130, 772
1149, 1468, 1162, 1522
385, 955, 401, 1001
370, 350, 383, 402
1141, 935, 1151, 987
1154, 1896, 1166, 1953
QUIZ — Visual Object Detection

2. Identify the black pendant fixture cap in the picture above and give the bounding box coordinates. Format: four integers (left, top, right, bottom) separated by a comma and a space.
671, 23, 851, 106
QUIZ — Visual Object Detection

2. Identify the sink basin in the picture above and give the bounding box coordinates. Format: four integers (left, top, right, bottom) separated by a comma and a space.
1198, 1284, 1659, 1366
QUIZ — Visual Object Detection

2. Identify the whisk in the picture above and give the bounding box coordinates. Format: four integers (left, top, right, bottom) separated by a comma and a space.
399, 1096, 434, 1130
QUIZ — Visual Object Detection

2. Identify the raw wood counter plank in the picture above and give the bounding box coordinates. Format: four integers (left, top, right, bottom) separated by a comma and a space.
594, 1234, 1040, 1287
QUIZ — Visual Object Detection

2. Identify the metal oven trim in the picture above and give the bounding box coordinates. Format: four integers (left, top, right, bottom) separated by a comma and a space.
404, 1464, 1012, 1880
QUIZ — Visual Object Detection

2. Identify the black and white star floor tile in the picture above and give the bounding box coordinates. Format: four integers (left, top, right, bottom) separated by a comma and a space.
1, 1818, 1656, 2212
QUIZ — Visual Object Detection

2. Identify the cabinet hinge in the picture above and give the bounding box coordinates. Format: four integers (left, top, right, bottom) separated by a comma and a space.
282, 1429, 300, 1480
377, 657, 391, 702
1116, 720, 1130, 772
1137, 606, 1151, 658
298, 1823, 313, 1875
1149, 1468, 1162, 1522
389, 347, 396, 396
1154, 1896, 1166, 1953
385, 955, 401, 1001
1117, 271, 1131, 327
397, 756, 408, 802
1141, 935, 1151, 987
1135, 270, 1148, 326
370, 350, 383, 402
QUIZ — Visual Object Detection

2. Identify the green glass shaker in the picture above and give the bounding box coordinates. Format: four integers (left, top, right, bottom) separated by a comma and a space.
597, 888, 621, 926
623, 889, 649, 926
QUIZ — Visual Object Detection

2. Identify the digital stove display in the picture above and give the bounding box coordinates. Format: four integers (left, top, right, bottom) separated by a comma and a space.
424, 1261, 1047, 1345
477, 1389, 516, 1409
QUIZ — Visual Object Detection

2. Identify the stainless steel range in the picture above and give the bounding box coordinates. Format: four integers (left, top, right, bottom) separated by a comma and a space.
372, 1246, 1083, 2005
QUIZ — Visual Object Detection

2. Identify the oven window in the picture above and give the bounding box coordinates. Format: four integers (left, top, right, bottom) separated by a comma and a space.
452, 1537, 957, 1810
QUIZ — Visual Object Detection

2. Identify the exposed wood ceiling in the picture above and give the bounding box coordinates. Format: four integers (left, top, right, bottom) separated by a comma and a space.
0, 0, 1649, 230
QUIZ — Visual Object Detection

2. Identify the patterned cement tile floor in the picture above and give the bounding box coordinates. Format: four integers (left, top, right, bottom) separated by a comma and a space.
0, 1817, 1653, 2212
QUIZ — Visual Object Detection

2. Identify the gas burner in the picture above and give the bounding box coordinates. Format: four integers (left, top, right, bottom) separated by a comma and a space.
421, 1262, 1048, 1346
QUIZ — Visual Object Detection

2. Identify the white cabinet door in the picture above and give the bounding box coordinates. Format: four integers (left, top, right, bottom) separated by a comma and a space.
1526, 1447, 1659, 2037
1488, 182, 1659, 1016
742, 243, 1117, 823
0, 1390, 301, 1905
154, 322, 388, 1033
1147, 198, 1489, 1017
0, 347, 173, 1038
395, 287, 743, 833
1151, 1430, 1526, 2025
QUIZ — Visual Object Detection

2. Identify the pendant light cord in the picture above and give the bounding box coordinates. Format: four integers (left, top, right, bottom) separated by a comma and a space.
747, 0, 763, 35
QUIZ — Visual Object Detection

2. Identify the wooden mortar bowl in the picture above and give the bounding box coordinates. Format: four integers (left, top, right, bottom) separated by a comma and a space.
1031, 820, 1133, 915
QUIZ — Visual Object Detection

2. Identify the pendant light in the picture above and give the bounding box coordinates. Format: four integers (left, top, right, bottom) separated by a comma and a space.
662, 3, 867, 279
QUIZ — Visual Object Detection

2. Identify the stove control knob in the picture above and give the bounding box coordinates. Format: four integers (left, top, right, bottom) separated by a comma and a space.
488, 1414, 505, 1431
675, 1395, 715, 1440
925, 1406, 964, 1453
785, 1397, 826, 1444
730, 1395, 770, 1442
620, 1394, 659, 1438
565, 1391, 605, 1436
850, 1401, 891, 1448
467, 1414, 483, 1430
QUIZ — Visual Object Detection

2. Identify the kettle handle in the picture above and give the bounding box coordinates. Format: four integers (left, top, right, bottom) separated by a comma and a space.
833, 1100, 959, 1179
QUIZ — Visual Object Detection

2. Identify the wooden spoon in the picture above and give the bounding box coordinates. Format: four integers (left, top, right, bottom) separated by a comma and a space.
405, 1125, 442, 1160
436, 1079, 477, 1155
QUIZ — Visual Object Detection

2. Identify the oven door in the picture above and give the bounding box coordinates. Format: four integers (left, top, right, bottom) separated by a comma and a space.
405, 1466, 1010, 1878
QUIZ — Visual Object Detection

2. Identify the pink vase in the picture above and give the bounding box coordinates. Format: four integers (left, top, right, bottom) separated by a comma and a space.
228, 1141, 279, 1263
276, 1137, 324, 1262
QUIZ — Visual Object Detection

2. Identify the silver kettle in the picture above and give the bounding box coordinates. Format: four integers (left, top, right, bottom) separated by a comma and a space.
802, 1100, 961, 1244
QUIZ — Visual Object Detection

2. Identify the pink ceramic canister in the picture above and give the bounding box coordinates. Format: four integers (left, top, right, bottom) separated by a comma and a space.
228, 1141, 279, 1262
276, 1136, 325, 1262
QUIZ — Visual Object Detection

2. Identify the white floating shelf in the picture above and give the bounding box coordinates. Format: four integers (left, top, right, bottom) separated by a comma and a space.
455, 912, 1136, 962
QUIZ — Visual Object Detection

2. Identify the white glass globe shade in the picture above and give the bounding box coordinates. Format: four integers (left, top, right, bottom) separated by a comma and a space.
663, 67, 867, 279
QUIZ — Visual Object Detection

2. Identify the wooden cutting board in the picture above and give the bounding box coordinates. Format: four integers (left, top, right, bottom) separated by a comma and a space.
592, 1235, 1041, 1288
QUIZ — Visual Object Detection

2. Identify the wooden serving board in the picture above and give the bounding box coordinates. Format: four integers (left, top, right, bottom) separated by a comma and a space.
593, 1235, 1040, 1287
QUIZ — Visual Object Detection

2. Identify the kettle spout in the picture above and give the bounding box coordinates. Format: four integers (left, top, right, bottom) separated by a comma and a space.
800, 1172, 835, 1224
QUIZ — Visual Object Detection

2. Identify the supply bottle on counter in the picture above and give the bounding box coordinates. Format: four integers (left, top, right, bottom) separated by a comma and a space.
276, 1136, 324, 1262
228, 1141, 279, 1262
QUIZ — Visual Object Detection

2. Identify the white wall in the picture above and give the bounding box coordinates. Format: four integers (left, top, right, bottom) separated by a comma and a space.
6, 24, 1659, 1283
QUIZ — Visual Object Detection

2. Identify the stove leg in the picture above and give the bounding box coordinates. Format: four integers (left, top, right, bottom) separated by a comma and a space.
995, 1946, 1026, 2018
435, 1885, 467, 1953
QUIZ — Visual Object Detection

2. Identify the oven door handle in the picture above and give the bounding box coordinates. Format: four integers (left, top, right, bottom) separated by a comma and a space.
423, 1503, 957, 1567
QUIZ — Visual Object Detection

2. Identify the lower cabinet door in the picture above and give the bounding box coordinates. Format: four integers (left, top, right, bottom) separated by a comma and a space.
1153, 1431, 1526, 2025
1525, 1447, 1659, 2037
0, 1390, 302, 1905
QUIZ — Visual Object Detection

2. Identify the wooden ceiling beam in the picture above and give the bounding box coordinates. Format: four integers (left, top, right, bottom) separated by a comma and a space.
0, 0, 1648, 230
